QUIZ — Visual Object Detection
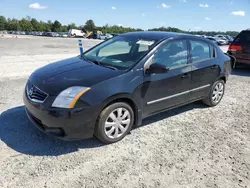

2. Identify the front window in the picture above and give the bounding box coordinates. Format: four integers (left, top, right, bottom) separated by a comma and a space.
83, 36, 157, 70
150, 40, 188, 69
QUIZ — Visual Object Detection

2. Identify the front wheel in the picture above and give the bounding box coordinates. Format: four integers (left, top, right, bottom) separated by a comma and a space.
202, 80, 225, 107
95, 102, 134, 144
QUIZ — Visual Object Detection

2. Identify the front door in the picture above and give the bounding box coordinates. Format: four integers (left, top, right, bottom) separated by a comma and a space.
142, 39, 192, 117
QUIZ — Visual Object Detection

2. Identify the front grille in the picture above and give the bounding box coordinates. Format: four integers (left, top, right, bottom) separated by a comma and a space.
26, 81, 48, 103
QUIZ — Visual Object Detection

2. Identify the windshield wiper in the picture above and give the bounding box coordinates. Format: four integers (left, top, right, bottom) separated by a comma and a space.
82, 56, 117, 70
81, 56, 100, 65
99, 64, 118, 70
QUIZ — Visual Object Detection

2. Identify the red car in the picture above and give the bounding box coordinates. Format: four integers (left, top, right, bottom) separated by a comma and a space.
228, 30, 250, 66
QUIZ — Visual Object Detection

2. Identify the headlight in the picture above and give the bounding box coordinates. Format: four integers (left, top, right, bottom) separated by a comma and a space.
52, 86, 91, 108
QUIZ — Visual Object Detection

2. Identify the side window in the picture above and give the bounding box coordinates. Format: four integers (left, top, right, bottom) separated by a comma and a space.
151, 40, 188, 68
190, 40, 211, 63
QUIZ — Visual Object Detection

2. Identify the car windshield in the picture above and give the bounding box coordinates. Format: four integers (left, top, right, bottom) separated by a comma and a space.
82, 36, 158, 70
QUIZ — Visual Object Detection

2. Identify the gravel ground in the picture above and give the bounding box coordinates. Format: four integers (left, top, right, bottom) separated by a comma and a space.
0, 36, 250, 188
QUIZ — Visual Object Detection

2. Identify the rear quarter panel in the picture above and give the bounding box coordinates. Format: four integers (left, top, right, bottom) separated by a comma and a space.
216, 46, 232, 80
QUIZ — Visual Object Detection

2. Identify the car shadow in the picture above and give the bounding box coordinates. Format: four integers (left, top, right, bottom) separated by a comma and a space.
139, 102, 206, 128
0, 106, 104, 156
232, 66, 250, 77
1, 102, 206, 156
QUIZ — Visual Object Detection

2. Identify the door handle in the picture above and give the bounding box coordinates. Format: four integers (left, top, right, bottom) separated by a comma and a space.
211, 65, 218, 69
181, 73, 189, 79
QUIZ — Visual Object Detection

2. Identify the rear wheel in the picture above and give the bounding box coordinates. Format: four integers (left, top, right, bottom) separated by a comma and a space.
202, 79, 225, 107
95, 102, 134, 144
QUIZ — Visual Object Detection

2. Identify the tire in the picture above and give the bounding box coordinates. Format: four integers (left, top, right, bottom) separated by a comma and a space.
95, 102, 134, 144
202, 79, 225, 107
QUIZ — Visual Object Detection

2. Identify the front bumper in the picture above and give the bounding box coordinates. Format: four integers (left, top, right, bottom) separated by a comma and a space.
23, 90, 101, 141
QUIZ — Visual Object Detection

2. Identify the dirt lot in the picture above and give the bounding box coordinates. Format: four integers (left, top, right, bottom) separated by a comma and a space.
0, 36, 250, 188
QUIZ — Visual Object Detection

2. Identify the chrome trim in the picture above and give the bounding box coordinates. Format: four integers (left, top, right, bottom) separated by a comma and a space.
147, 84, 210, 105
190, 84, 211, 92
26, 84, 48, 103
147, 90, 189, 105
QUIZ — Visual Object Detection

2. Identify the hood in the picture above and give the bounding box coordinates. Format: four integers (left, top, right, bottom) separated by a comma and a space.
29, 56, 125, 95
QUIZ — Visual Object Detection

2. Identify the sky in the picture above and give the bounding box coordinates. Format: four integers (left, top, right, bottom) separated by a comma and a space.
0, 0, 249, 31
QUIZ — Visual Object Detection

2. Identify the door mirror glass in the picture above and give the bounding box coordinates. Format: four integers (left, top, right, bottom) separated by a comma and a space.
146, 63, 169, 74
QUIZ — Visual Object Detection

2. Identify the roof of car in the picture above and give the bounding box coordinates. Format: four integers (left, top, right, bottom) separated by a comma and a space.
120, 31, 219, 47
120, 31, 196, 40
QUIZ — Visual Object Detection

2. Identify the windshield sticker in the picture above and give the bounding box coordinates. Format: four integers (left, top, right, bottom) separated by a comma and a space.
136, 40, 155, 46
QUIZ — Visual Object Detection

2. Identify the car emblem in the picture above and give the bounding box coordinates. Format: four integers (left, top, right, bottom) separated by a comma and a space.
28, 87, 34, 96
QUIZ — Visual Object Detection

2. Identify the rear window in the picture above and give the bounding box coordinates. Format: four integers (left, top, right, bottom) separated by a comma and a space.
190, 40, 213, 63
234, 31, 250, 44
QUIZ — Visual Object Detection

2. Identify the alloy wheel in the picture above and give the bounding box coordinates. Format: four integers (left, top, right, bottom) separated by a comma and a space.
212, 82, 224, 104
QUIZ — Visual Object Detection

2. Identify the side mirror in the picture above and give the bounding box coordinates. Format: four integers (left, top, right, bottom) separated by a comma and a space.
146, 63, 169, 74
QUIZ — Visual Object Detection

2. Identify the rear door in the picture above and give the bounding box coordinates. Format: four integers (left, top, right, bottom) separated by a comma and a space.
189, 40, 220, 100
229, 31, 250, 62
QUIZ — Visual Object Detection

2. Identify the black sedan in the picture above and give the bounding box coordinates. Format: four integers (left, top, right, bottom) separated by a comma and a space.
24, 32, 232, 144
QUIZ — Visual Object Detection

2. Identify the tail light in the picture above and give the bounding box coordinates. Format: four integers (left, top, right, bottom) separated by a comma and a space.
229, 45, 242, 51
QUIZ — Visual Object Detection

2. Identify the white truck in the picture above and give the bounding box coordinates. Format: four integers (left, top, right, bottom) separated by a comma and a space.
68, 29, 86, 38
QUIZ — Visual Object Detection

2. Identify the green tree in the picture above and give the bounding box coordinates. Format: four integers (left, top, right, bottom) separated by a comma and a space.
19, 18, 33, 31
60, 25, 68, 32
46, 20, 53, 32
84, 19, 96, 32
67, 23, 77, 31
0, 16, 7, 30
6, 18, 21, 31
31, 18, 40, 31
52, 20, 61, 32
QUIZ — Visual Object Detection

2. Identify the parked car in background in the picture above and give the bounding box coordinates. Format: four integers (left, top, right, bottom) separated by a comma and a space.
98, 33, 113, 40
0, 31, 8, 34
228, 30, 250, 66
59, 32, 69, 38
206, 36, 219, 45
215, 38, 228, 45
225, 35, 234, 44
68, 29, 86, 38
216, 35, 229, 45
87, 33, 100, 39
24, 32, 232, 144
111, 33, 119, 37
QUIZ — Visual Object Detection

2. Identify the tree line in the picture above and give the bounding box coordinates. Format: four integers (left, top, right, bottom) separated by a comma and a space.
0, 15, 239, 36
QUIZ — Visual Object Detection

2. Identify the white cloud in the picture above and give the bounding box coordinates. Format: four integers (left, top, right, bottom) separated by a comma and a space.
112, 6, 116, 10
205, 17, 211, 20
231, 11, 245, 16
199, 4, 209, 8
162, 3, 171, 8
142, 13, 145, 16
29, 3, 47, 9
117, 24, 122, 27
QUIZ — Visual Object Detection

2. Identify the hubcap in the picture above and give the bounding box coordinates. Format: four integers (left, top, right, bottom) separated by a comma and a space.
212, 82, 224, 104
104, 108, 131, 139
